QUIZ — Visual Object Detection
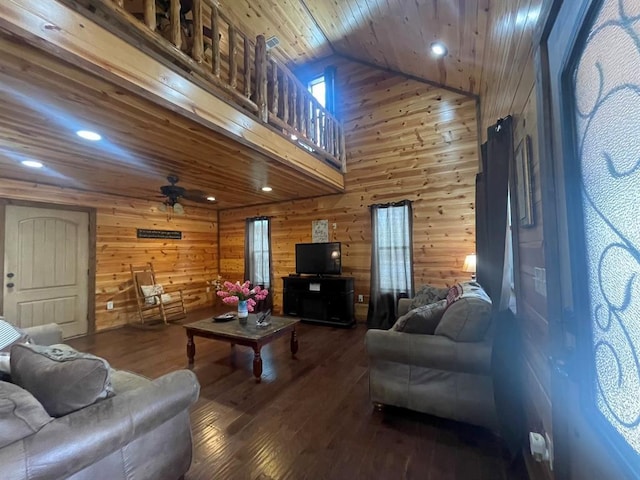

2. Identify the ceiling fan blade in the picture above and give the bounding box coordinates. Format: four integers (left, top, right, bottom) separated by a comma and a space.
181, 189, 211, 203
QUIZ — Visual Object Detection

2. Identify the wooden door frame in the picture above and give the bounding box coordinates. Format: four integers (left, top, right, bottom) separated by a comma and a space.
0, 199, 97, 334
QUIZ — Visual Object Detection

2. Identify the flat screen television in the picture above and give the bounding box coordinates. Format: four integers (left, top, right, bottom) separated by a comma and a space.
295, 242, 341, 275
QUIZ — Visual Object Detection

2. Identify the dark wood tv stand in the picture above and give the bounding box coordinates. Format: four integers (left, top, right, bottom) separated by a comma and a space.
282, 276, 355, 327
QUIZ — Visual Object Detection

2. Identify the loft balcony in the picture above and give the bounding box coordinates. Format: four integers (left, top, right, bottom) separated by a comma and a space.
0, 0, 345, 207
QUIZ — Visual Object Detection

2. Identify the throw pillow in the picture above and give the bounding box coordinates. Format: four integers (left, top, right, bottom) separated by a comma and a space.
409, 285, 449, 310
10, 343, 114, 417
393, 299, 448, 334
140, 284, 164, 305
0, 319, 30, 353
445, 283, 464, 306
0, 381, 53, 448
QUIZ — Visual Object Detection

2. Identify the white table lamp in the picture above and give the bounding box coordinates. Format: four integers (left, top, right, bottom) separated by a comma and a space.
462, 254, 476, 280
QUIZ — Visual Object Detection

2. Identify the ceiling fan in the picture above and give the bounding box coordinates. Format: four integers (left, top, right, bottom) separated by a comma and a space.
158, 175, 213, 215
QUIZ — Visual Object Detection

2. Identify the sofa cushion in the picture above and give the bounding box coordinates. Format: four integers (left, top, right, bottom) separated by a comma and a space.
409, 285, 449, 310
435, 285, 492, 342
111, 369, 151, 394
10, 343, 114, 417
0, 319, 30, 353
393, 299, 448, 334
0, 380, 53, 448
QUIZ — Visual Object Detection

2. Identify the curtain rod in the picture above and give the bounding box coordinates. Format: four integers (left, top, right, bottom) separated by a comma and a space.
368, 199, 412, 209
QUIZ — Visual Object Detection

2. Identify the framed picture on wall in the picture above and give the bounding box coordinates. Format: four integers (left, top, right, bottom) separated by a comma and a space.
515, 135, 534, 227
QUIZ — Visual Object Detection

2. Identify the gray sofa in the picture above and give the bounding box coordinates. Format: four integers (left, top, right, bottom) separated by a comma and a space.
1, 324, 200, 480
365, 282, 498, 431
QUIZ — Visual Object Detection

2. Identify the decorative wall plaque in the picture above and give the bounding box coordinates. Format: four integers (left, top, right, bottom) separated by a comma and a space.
312, 220, 329, 243
136, 229, 182, 240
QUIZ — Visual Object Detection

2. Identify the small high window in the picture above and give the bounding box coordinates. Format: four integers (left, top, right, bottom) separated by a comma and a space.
308, 75, 326, 108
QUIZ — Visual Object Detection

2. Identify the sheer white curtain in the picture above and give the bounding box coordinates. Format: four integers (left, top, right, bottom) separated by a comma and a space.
244, 218, 271, 288
367, 201, 413, 329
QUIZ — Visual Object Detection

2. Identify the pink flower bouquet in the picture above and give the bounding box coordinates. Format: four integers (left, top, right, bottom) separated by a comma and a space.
216, 281, 269, 312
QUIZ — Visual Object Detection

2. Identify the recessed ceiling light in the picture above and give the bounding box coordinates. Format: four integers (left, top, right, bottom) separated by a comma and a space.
206, 196, 216, 202
21, 160, 43, 169
430, 42, 447, 57
76, 130, 102, 141
261, 186, 273, 192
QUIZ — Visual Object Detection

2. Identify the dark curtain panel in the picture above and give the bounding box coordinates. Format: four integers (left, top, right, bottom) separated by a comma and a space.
481, 116, 512, 308
366, 200, 414, 329
244, 217, 273, 312
324, 65, 337, 115
478, 117, 525, 461
476, 142, 490, 291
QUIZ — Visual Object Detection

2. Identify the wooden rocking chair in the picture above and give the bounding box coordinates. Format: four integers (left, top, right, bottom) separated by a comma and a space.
130, 263, 187, 324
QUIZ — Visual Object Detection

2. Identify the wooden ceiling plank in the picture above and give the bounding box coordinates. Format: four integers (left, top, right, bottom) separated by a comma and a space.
0, 0, 344, 194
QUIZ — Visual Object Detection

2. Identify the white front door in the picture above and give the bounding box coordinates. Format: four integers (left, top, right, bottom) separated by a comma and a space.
3, 205, 89, 338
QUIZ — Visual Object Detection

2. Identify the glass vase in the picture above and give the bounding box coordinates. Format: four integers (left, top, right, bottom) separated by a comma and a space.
237, 300, 248, 325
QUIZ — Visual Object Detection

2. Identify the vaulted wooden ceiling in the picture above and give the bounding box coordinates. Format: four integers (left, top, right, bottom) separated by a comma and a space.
218, 0, 494, 95
0, 0, 543, 210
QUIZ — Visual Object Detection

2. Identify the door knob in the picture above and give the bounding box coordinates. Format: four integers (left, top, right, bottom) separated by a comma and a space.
6, 283, 14, 288
6, 273, 14, 278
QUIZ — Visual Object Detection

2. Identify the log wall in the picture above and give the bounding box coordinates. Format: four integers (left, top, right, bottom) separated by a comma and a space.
0, 179, 219, 331
219, 56, 479, 321
479, 1, 551, 478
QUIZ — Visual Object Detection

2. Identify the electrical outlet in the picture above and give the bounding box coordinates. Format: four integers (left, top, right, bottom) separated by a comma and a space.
106, 301, 114, 310
358, 294, 364, 303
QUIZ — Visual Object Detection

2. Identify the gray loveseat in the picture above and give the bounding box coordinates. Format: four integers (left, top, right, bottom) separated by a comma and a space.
365, 282, 498, 431
1, 324, 200, 480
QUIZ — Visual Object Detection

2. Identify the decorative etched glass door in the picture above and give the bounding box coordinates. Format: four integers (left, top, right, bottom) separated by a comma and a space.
544, 0, 640, 477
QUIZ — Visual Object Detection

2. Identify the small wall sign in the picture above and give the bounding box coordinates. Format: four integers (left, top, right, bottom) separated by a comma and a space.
137, 229, 182, 240
312, 220, 329, 243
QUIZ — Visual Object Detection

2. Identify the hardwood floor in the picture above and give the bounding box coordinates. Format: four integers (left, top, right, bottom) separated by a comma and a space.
68, 308, 526, 480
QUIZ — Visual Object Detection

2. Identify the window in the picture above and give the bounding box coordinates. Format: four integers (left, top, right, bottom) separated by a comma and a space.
371, 202, 413, 294
308, 75, 326, 108
244, 217, 270, 288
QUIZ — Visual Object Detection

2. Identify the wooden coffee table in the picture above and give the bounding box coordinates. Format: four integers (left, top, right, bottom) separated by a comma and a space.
183, 316, 300, 382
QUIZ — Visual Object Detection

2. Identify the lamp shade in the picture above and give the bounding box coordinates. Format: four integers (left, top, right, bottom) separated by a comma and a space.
462, 254, 476, 273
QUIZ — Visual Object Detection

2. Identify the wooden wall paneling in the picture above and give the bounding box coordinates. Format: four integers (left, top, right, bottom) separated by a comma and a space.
218, 57, 478, 322
0, 179, 219, 332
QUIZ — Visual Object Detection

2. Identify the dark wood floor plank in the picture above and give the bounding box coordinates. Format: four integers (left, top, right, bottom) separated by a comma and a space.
67, 307, 517, 480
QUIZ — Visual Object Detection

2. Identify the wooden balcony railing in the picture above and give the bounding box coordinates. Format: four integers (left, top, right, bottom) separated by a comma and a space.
102, 0, 346, 171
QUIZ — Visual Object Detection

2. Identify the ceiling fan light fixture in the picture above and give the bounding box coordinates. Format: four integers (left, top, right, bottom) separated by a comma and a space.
430, 42, 447, 57
172, 202, 185, 216
21, 160, 43, 169
76, 130, 102, 141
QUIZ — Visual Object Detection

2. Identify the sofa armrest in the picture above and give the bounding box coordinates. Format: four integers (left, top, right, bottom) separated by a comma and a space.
366, 329, 492, 375
23, 323, 63, 346
397, 298, 412, 317
18, 369, 200, 480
